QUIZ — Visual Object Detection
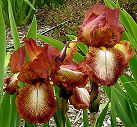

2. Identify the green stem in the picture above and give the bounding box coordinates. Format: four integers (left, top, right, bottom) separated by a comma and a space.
59, 97, 69, 127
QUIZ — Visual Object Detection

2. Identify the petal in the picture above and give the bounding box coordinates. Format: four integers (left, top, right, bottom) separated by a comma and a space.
16, 82, 57, 124
45, 44, 61, 69
86, 46, 126, 86
17, 62, 40, 84
30, 44, 60, 79
78, 12, 106, 46
105, 8, 125, 43
4, 74, 19, 95
18, 45, 60, 83
55, 41, 78, 65
23, 37, 42, 62
69, 88, 90, 109
78, 4, 125, 47
51, 62, 89, 90
114, 41, 135, 65
83, 4, 106, 21
10, 46, 26, 73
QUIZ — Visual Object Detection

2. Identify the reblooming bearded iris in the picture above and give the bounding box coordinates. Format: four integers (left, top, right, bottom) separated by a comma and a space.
4, 37, 88, 124
78, 4, 135, 86
4, 3, 135, 125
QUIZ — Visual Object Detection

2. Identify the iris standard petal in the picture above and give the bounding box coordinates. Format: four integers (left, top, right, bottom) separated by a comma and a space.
114, 41, 135, 65
10, 46, 26, 73
23, 37, 42, 62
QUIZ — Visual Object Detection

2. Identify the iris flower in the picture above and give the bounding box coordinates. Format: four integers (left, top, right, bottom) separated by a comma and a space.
78, 4, 135, 86
4, 38, 89, 124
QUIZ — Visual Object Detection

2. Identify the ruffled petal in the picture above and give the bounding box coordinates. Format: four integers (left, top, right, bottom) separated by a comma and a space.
16, 82, 57, 124
51, 62, 89, 90
86, 46, 126, 86
44, 44, 60, 70
69, 88, 90, 109
78, 4, 125, 47
10, 46, 26, 73
114, 41, 135, 65
4, 74, 19, 95
55, 41, 78, 65
17, 62, 40, 84
18, 45, 60, 83
23, 37, 42, 62
83, 4, 106, 21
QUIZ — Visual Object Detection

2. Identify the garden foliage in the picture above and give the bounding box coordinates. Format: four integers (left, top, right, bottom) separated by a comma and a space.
0, 0, 137, 127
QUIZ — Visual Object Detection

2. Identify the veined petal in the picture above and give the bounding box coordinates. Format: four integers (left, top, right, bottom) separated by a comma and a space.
114, 41, 135, 65
86, 46, 126, 86
10, 46, 26, 73
83, 4, 106, 21
17, 62, 40, 84
16, 82, 57, 124
51, 63, 89, 90
23, 37, 42, 62
18, 45, 60, 83
4, 74, 19, 95
69, 88, 90, 109
45, 44, 60, 70
78, 4, 125, 47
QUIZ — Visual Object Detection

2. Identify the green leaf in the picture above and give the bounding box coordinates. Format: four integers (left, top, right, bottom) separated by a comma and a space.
96, 102, 109, 127
37, 33, 65, 50
8, 0, 20, 50
119, 74, 137, 103
73, 52, 85, 62
10, 94, 17, 127
66, 116, 71, 127
43, 122, 49, 127
66, 34, 77, 40
24, 121, 37, 127
54, 86, 63, 127
24, 0, 36, 10
113, 87, 135, 126
4, 53, 10, 75
104, 0, 115, 9
0, 3, 6, 98
103, 85, 111, 100
110, 87, 117, 127
127, 94, 137, 124
27, 15, 37, 40
77, 42, 88, 55
120, 9, 137, 42
83, 109, 89, 127
0, 93, 12, 127
15, 113, 21, 127
129, 55, 137, 85
23, 0, 36, 25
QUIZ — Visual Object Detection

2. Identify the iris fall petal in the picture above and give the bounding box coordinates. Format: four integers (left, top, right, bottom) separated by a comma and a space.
51, 63, 89, 90
86, 46, 126, 85
16, 82, 57, 124
69, 88, 90, 109
4, 74, 19, 95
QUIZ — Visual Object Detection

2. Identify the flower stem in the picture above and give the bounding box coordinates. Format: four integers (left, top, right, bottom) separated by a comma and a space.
59, 87, 73, 127
89, 81, 100, 127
